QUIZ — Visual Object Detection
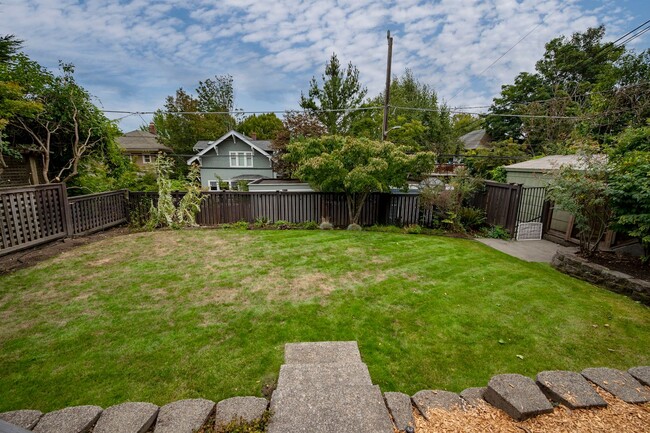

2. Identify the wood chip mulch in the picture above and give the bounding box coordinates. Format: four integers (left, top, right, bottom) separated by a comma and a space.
415, 388, 650, 433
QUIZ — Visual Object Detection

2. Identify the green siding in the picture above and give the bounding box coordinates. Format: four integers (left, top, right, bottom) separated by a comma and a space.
506, 171, 552, 188
198, 136, 274, 187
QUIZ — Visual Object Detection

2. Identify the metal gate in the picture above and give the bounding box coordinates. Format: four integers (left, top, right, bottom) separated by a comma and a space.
515, 186, 546, 239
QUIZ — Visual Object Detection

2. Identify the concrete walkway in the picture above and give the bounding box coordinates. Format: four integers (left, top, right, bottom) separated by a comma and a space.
476, 238, 577, 263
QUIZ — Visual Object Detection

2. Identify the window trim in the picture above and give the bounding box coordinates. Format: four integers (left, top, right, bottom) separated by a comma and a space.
208, 180, 220, 191
142, 154, 153, 164
229, 151, 253, 168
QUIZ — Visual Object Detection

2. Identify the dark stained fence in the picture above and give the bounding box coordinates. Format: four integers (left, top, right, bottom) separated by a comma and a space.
129, 188, 526, 230
68, 190, 129, 236
470, 181, 522, 234
3, 180, 527, 257
0, 184, 70, 255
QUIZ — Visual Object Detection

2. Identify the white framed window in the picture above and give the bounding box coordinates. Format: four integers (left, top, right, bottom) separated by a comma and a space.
229, 151, 253, 167
208, 180, 220, 191
142, 154, 153, 164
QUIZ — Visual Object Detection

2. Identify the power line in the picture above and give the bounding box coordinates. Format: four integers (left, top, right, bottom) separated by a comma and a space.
446, 13, 551, 103
390, 105, 585, 119
103, 106, 384, 116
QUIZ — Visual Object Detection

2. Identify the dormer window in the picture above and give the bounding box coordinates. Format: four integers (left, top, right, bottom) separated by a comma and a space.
230, 151, 253, 168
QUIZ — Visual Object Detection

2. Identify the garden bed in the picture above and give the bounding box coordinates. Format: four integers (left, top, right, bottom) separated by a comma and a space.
580, 251, 649, 281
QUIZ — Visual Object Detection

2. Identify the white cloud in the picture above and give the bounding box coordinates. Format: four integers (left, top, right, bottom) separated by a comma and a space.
0, 0, 646, 132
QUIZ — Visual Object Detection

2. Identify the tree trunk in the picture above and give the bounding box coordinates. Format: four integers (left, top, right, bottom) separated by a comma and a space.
346, 192, 370, 225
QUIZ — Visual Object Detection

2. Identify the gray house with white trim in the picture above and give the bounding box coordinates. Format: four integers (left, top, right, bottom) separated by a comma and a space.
188, 130, 276, 190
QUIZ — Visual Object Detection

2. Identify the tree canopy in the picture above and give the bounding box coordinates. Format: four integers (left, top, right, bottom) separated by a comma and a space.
153, 75, 236, 155
237, 112, 283, 139
299, 53, 367, 135
284, 135, 435, 223
1, 48, 120, 184
349, 69, 456, 154
486, 25, 650, 153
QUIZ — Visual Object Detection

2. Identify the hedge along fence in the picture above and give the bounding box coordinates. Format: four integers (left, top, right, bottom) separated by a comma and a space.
0, 185, 128, 256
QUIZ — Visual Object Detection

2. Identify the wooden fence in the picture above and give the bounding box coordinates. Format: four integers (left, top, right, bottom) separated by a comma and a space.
129, 189, 494, 229
470, 181, 522, 234
1, 185, 128, 256
2, 181, 524, 257
68, 190, 129, 236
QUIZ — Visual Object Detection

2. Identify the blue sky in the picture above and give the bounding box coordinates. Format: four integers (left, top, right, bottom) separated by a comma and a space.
1, 0, 648, 132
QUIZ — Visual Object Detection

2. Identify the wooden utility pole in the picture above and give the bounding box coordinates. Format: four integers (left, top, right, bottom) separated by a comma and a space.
382, 30, 393, 141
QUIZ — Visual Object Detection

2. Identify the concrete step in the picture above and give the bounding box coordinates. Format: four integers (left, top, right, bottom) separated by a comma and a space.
276, 362, 373, 391
268, 385, 393, 433
284, 341, 363, 365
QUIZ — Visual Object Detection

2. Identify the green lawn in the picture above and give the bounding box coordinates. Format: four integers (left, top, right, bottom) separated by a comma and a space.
0, 229, 648, 412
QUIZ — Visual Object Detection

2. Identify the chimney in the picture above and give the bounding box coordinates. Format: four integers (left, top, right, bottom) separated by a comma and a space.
250, 132, 257, 140
149, 122, 157, 135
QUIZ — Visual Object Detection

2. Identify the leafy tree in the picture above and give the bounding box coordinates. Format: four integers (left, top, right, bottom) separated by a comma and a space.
463, 140, 528, 180
486, 26, 648, 151
547, 152, 611, 255
299, 53, 367, 135
237, 112, 283, 139
0, 35, 23, 63
153, 75, 236, 156
351, 70, 456, 154
452, 113, 483, 138
271, 111, 326, 178
2, 55, 118, 183
608, 124, 650, 262
0, 36, 43, 171
486, 72, 553, 145
284, 135, 435, 224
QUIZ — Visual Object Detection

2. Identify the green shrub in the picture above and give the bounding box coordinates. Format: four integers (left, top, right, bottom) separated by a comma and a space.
274, 220, 293, 230
296, 221, 319, 230
221, 221, 250, 230
404, 224, 422, 234
458, 207, 486, 230
253, 217, 270, 228
347, 223, 362, 231
483, 225, 510, 239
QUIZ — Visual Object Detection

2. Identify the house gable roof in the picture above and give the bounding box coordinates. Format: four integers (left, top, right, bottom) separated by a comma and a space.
117, 130, 172, 152
504, 154, 607, 172
187, 130, 272, 165
459, 129, 490, 150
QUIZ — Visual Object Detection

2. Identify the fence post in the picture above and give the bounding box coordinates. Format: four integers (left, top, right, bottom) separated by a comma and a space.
60, 183, 74, 237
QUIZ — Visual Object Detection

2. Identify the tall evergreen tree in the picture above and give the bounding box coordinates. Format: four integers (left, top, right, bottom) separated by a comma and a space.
299, 53, 367, 135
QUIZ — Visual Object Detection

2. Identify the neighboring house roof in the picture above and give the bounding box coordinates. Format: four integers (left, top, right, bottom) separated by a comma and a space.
187, 130, 272, 165
459, 129, 490, 150
193, 137, 272, 153
504, 154, 607, 173
117, 130, 172, 152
